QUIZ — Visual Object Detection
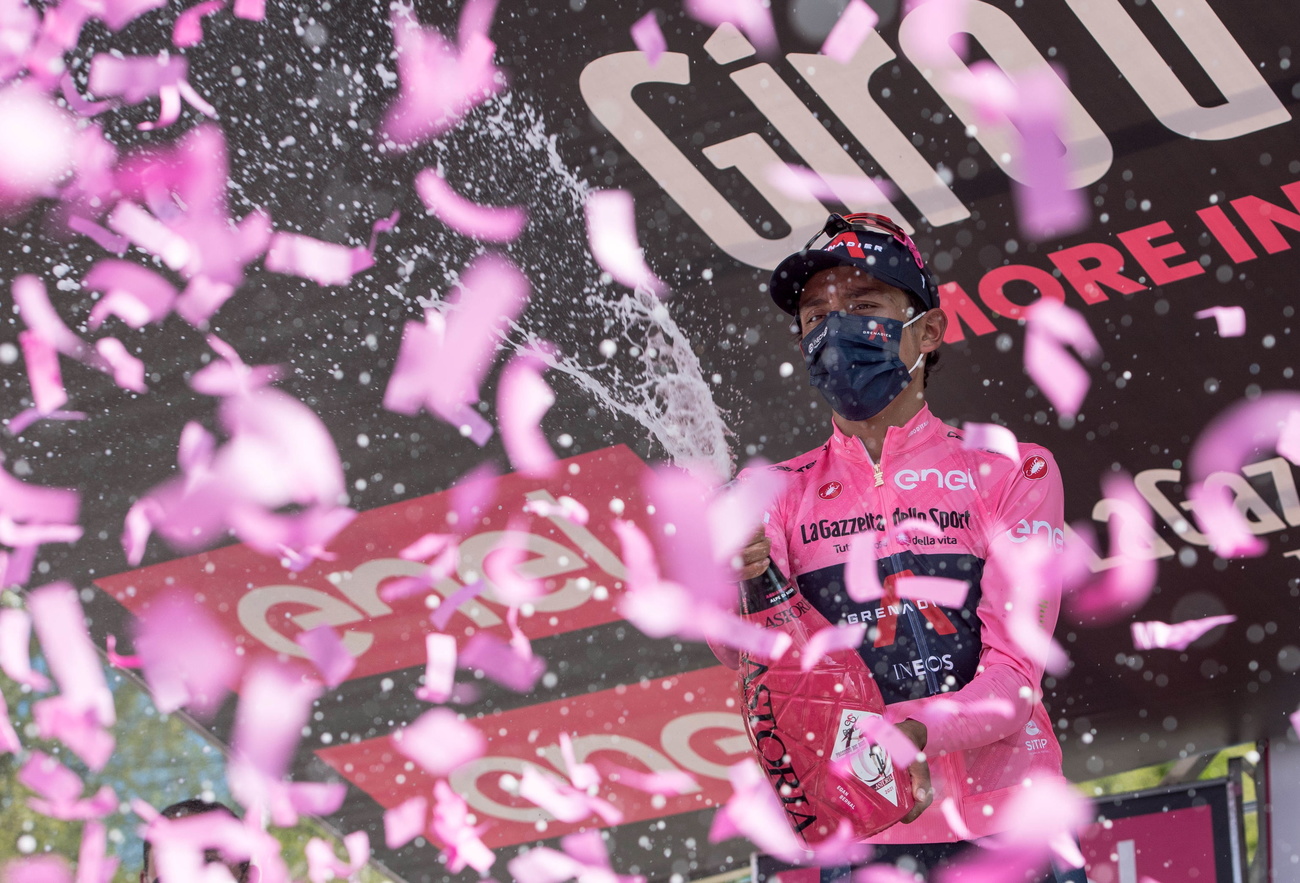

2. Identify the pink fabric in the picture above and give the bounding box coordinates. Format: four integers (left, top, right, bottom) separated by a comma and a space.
746, 405, 1066, 843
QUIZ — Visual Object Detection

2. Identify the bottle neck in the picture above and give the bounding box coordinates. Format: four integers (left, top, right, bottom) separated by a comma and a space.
739, 562, 797, 614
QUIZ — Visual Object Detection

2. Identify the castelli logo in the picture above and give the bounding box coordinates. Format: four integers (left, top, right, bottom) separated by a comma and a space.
1021, 456, 1048, 480
818, 481, 843, 500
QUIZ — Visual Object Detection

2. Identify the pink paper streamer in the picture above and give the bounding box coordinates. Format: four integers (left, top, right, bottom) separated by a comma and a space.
707, 760, 805, 863
821, 0, 878, 63
708, 466, 782, 569
522, 494, 590, 525
294, 625, 356, 689
432, 780, 495, 874
31, 696, 115, 770
584, 189, 666, 295
383, 796, 427, 849
854, 865, 918, 883
416, 632, 456, 703
0, 692, 21, 754
800, 623, 867, 671
84, 259, 177, 329
1132, 615, 1237, 651
1280, 411, 1300, 465
94, 337, 147, 393
20, 329, 67, 415
892, 575, 970, 608
498, 353, 557, 478
190, 334, 283, 397
264, 232, 372, 286
383, 254, 529, 443
630, 12, 666, 65
558, 731, 600, 791
595, 760, 698, 796
391, 707, 486, 775
68, 216, 128, 253
1291, 707, 1300, 740
0, 516, 81, 548
13, 275, 87, 358
173, 0, 226, 47
1011, 68, 1089, 241
87, 54, 213, 128
429, 579, 487, 631
646, 466, 732, 608
0, 85, 76, 206
7, 408, 87, 437
75, 821, 118, 883
1187, 393, 1300, 557
232, 0, 263, 20
767, 163, 898, 207
938, 796, 975, 841
517, 764, 622, 825
962, 421, 1020, 462
3, 857, 73, 883
19, 750, 117, 820
414, 167, 527, 242
0, 0, 38, 82
457, 0, 498, 44
381, 9, 505, 148
1194, 306, 1246, 338
845, 530, 884, 602
509, 831, 642, 883
1024, 299, 1100, 418
104, 634, 140, 669
683, 0, 777, 56
305, 832, 368, 883
108, 201, 193, 270
27, 582, 114, 730
903, 0, 970, 64
458, 631, 546, 692
229, 661, 321, 800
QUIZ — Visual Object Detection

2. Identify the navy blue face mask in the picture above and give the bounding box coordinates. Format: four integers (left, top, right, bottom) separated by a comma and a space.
801, 311, 926, 421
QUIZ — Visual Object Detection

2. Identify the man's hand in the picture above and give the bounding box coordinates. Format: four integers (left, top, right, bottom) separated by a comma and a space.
895, 718, 933, 823
736, 527, 772, 581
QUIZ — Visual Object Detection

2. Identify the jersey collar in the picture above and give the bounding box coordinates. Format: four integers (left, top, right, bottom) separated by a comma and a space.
829, 403, 941, 462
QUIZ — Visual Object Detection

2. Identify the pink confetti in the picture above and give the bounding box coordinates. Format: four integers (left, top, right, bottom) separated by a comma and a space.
305, 832, 368, 883
558, 732, 600, 791
1024, 299, 1100, 418
29, 697, 114, 771
228, 661, 321, 815
27, 582, 114, 727
595, 760, 698, 796
854, 866, 918, 883
708, 760, 805, 863
431, 780, 495, 874
381, 9, 505, 148
683, 0, 777, 56
1008, 68, 1089, 241
3, 857, 73, 883
6, 408, 87, 438
821, 0, 878, 63
414, 167, 526, 242
800, 622, 866, 671
902, 0, 970, 64
0, 692, 20, 754
84, 260, 177, 329
94, 337, 147, 393
416, 632, 456, 703
0, 85, 77, 209
13, 275, 87, 358
0, 516, 81, 548
709, 467, 782, 569
962, 421, 1020, 462
845, 531, 884, 602
190, 334, 283, 397
1187, 392, 1300, 557
458, 631, 546, 691
104, 634, 140, 669
630, 12, 666, 65
264, 229, 379, 287
521, 495, 590, 525
767, 163, 898, 208
646, 466, 732, 607
108, 200, 192, 270
585, 189, 666, 295
938, 796, 975, 841
517, 764, 622, 825
173, 0, 225, 46
20, 330, 67, 415
498, 352, 558, 478
383, 254, 529, 443
232, 0, 263, 20
1132, 614, 1236, 651
383, 796, 427, 849
456, 0, 498, 43
1194, 306, 1247, 338
19, 750, 117, 821
68, 216, 127, 253
74, 822, 118, 883
429, 579, 487, 631
1291, 707, 1300, 740
509, 831, 642, 883
86, 54, 213, 129
893, 574, 970, 608
294, 625, 356, 689
391, 708, 485, 776
0, 0, 38, 82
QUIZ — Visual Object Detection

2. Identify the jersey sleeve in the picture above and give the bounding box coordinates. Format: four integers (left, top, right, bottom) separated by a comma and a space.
885, 447, 1065, 755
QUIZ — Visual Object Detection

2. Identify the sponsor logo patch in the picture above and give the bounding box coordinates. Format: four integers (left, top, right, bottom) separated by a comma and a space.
1022, 455, 1048, 480
818, 481, 843, 500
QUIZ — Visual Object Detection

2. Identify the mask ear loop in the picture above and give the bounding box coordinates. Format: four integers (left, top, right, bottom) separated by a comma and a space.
903, 310, 928, 378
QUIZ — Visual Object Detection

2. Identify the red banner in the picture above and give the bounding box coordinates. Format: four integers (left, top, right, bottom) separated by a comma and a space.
316, 665, 747, 849
94, 445, 652, 683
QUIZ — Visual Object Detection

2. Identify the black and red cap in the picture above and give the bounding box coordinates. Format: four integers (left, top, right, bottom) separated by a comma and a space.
769, 212, 939, 316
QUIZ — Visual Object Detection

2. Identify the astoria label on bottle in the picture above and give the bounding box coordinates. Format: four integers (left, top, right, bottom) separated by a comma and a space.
737, 562, 913, 845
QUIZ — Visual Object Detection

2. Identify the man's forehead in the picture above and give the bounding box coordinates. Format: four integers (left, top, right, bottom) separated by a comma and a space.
797, 267, 906, 308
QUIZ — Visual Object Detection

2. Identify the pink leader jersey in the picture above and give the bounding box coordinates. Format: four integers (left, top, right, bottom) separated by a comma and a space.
745, 404, 1067, 844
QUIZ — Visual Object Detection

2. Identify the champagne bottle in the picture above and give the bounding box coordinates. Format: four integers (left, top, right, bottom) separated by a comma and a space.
737, 561, 914, 845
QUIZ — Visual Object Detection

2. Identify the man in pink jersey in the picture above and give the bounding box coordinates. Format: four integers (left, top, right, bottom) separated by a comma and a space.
739, 213, 1082, 882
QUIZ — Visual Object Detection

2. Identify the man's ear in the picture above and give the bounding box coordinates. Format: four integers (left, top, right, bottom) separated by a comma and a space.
920, 308, 948, 352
